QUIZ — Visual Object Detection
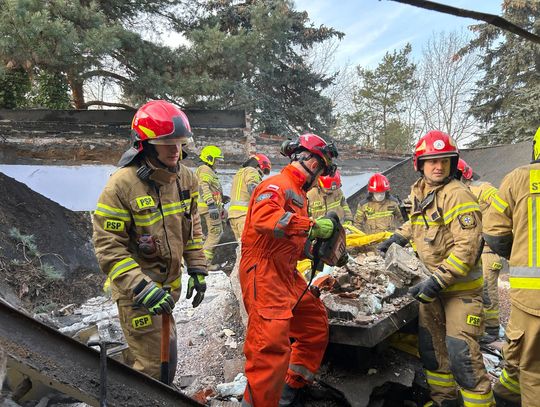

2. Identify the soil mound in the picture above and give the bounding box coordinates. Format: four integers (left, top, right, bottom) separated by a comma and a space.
0, 172, 102, 312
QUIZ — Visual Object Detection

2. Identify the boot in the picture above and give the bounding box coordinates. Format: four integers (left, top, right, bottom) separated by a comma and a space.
279, 383, 303, 407
494, 392, 521, 407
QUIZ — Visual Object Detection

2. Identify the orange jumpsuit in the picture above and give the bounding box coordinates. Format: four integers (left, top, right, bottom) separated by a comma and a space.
239, 165, 329, 407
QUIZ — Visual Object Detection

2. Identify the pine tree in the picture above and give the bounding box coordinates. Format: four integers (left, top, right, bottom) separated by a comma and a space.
463, 1, 540, 146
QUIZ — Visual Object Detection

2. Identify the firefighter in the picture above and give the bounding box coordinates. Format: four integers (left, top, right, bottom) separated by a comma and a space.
239, 133, 339, 407
457, 158, 503, 342
195, 145, 225, 268
353, 173, 403, 234
378, 131, 494, 407
229, 153, 272, 240
307, 170, 353, 224
92, 100, 207, 382
482, 128, 540, 407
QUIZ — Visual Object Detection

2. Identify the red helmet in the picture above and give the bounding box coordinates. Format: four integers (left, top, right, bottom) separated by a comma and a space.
254, 153, 272, 175
413, 130, 459, 173
118, 100, 192, 167
319, 170, 342, 190
457, 158, 473, 180
368, 173, 390, 193
280, 133, 338, 176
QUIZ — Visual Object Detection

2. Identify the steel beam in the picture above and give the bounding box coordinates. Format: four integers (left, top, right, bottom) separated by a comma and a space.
0, 301, 202, 407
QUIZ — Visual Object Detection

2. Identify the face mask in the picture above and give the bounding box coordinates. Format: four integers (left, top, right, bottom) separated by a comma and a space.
373, 192, 386, 202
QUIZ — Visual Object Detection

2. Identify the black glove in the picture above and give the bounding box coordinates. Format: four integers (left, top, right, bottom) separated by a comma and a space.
408, 276, 444, 304
222, 195, 231, 205
377, 233, 408, 256
186, 269, 207, 308
133, 280, 175, 315
208, 202, 220, 220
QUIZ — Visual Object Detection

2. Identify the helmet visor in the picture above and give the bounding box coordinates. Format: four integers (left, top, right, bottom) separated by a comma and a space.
148, 136, 191, 146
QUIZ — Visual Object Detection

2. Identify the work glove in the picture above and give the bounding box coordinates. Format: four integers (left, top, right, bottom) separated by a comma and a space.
133, 280, 175, 315
309, 217, 335, 240
186, 269, 207, 308
222, 195, 231, 205
208, 202, 220, 220
408, 276, 444, 304
377, 233, 408, 257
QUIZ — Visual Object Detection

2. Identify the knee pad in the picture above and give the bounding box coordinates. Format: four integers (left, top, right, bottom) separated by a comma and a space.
419, 326, 438, 371
446, 336, 477, 389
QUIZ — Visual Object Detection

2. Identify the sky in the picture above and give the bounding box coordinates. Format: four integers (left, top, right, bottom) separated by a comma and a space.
293, 0, 502, 69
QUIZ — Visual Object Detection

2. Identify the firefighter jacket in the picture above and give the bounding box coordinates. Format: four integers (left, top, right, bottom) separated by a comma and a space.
240, 164, 313, 311
93, 160, 206, 302
468, 180, 498, 214
396, 178, 483, 294
483, 163, 540, 315
307, 187, 353, 222
228, 166, 262, 220
195, 163, 223, 215
354, 197, 403, 234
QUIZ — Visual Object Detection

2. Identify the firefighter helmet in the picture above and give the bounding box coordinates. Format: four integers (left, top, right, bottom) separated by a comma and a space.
457, 158, 473, 180
368, 173, 390, 193
319, 170, 342, 190
254, 153, 272, 175
534, 126, 540, 161
200, 145, 224, 166
280, 133, 338, 176
118, 100, 192, 167
413, 130, 459, 174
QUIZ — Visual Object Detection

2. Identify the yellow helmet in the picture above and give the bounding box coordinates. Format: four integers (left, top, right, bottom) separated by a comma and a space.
534, 127, 540, 161
200, 145, 224, 166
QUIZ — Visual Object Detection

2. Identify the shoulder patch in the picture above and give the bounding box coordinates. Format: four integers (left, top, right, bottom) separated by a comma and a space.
458, 213, 476, 229
104, 219, 125, 232
256, 192, 275, 203
267, 184, 280, 191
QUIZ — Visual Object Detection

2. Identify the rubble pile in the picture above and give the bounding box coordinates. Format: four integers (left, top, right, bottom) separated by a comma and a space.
320, 243, 430, 326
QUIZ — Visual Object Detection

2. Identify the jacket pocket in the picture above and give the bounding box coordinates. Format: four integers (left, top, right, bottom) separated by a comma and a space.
257, 306, 293, 320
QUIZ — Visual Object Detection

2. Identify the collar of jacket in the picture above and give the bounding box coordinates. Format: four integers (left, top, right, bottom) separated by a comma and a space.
145, 157, 177, 185
282, 164, 308, 191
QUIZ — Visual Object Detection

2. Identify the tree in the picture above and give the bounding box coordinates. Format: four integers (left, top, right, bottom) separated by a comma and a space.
0, 0, 184, 109
414, 31, 481, 143
346, 44, 418, 152
462, 1, 540, 145
171, 0, 343, 134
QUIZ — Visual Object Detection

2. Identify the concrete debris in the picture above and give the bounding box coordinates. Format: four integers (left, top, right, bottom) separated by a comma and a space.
223, 359, 245, 382
321, 248, 422, 326
216, 373, 247, 398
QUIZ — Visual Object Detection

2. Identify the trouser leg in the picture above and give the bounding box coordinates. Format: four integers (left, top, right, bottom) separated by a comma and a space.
443, 293, 494, 406
230, 217, 246, 241
230, 245, 248, 326
418, 299, 458, 404
481, 252, 502, 330
202, 212, 223, 263
286, 272, 329, 389
117, 301, 177, 382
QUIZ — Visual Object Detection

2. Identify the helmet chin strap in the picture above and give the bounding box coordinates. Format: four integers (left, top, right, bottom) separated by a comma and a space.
298, 157, 324, 192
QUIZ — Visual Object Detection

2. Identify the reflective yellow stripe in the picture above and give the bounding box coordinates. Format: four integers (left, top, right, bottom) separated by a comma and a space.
425, 370, 456, 387
95, 203, 130, 220
230, 205, 249, 212
443, 201, 480, 224
445, 253, 470, 275
162, 201, 188, 216
157, 277, 181, 290
509, 276, 540, 289
492, 194, 509, 213
185, 238, 203, 250
527, 196, 540, 267
410, 214, 443, 226
499, 369, 520, 394
443, 276, 483, 292
366, 211, 395, 220
109, 257, 138, 282
480, 187, 497, 202
133, 211, 163, 226
460, 389, 494, 406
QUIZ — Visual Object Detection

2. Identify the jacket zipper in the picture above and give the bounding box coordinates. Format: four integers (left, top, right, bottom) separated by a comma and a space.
156, 185, 173, 272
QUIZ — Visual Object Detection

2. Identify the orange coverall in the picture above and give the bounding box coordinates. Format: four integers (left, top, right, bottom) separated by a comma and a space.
239, 164, 329, 407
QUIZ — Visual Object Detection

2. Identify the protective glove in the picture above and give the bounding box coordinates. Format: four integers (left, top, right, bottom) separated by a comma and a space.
377, 233, 408, 257
309, 217, 335, 240
222, 195, 231, 205
133, 280, 175, 315
186, 270, 207, 308
408, 275, 444, 304
208, 202, 220, 220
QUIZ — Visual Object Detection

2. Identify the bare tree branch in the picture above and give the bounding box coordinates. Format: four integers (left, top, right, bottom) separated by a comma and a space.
80, 69, 131, 83
387, 0, 540, 44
